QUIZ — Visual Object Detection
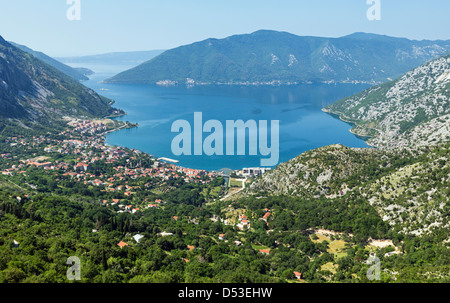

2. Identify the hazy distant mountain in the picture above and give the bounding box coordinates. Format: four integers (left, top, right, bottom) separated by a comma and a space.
10, 42, 91, 81
0, 35, 118, 121
105, 30, 450, 85
57, 50, 165, 66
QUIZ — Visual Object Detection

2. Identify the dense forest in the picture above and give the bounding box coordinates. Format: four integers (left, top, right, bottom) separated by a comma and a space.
1, 168, 449, 283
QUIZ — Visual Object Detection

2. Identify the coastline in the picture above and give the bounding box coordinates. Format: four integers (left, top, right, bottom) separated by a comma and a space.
103, 79, 381, 87
322, 108, 376, 144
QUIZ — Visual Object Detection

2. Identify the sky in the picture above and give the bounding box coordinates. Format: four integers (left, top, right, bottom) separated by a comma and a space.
0, 0, 449, 57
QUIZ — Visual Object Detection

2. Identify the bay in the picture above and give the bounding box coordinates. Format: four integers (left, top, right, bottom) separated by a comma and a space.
69, 63, 371, 171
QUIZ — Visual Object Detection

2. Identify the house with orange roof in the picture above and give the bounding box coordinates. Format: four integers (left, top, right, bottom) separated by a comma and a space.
239, 214, 247, 220
117, 241, 129, 248
74, 163, 90, 171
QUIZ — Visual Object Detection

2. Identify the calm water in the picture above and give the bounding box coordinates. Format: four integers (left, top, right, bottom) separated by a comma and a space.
70, 63, 371, 171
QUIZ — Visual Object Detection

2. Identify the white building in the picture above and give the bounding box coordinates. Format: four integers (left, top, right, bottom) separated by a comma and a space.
242, 167, 271, 177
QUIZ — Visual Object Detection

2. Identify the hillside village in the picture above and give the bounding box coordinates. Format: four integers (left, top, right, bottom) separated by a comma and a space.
0, 119, 217, 215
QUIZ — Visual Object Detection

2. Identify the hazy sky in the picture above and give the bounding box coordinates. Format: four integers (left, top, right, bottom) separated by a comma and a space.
0, 0, 449, 57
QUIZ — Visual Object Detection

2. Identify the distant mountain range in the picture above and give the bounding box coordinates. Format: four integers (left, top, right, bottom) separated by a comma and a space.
105, 30, 450, 86
0, 35, 118, 121
57, 50, 165, 66
10, 42, 92, 81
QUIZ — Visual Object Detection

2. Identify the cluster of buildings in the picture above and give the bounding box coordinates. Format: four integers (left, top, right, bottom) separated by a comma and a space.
2, 126, 216, 184
68, 119, 108, 135
240, 167, 272, 177
0, 124, 219, 217
1, 153, 11, 159
236, 214, 251, 230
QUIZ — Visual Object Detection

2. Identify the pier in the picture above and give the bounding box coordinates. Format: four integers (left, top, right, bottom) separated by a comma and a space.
158, 157, 179, 163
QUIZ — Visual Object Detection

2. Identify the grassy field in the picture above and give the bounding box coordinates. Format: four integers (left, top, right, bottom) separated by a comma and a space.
321, 262, 338, 274
229, 178, 244, 188
251, 244, 271, 251
310, 233, 348, 259
327, 240, 348, 259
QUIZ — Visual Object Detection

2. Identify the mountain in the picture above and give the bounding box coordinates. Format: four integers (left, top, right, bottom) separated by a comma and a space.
244, 54, 450, 238
0, 35, 119, 121
57, 50, 165, 66
105, 30, 450, 85
324, 54, 450, 149
10, 42, 91, 81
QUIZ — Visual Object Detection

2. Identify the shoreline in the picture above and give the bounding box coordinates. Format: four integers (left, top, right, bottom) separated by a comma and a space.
103, 79, 381, 87
322, 108, 376, 144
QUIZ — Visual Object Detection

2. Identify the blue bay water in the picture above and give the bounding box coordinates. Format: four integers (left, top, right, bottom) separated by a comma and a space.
71, 63, 371, 171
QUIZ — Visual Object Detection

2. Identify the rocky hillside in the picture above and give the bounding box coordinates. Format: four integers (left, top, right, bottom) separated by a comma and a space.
10, 42, 91, 81
0, 35, 119, 121
324, 54, 450, 149
246, 144, 449, 237
105, 31, 450, 85
247, 144, 403, 198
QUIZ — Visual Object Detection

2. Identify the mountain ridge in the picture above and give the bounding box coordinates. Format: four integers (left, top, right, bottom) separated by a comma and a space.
324, 54, 450, 149
105, 30, 450, 85
0, 35, 120, 123
9, 42, 91, 81
242, 52, 450, 238
57, 50, 166, 66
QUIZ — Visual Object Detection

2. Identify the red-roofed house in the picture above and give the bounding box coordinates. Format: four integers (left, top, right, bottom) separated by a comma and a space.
117, 241, 129, 248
